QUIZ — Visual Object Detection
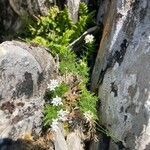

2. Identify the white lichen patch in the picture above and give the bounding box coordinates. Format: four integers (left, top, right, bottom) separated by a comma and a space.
0, 47, 7, 56
109, 0, 135, 51
140, 95, 150, 149
113, 62, 119, 71
135, 119, 150, 150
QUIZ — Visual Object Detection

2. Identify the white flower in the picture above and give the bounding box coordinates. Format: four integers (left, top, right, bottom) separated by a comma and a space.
47, 79, 59, 91
57, 109, 69, 122
51, 96, 63, 106
79, 60, 87, 67
84, 34, 94, 44
51, 119, 59, 132
83, 111, 94, 122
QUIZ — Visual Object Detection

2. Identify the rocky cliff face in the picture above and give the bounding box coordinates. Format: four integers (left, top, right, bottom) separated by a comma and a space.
92, 0, 150, 149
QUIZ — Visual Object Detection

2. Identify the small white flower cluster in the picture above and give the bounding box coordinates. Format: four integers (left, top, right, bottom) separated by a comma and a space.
47, 79, 60, 91
84, 34, 94, 44
50, 109, 69, 132
51, 119, 59, 132
83, 111, 94, 122
57, 109, 69, 121
51, 96, 62, 106
47, 79, 69, 132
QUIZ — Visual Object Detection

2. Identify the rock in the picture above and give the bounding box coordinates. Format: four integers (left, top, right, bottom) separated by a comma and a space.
67, 0, 96, 23
96, 0, 110, 24
91, 0, 150, 150
67, 0, 81, 23
0, 0, 91, 41
54, 125, 68, 150
53, 125, 84, 150
66, 130, 84, 150
0, 0, 54, 41
0, 41, 56, 140
0, 138, 54, 150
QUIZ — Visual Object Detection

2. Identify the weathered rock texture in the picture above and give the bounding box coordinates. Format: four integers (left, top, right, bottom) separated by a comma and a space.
54, 125, 84, 150
67, 0, 81, 23
0, 41, 56, 140
92, 0, 150, 150
0, 0, 54, 33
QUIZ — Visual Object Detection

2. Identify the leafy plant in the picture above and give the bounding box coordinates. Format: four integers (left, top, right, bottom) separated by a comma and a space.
53, 83, 69, 97
79, 85, 98, 120
44, 105, 61, 125
71, 3, 95, 40
22, 3, 98, 128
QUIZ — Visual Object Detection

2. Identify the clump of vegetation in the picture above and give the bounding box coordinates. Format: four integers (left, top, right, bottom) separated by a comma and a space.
23, 2, 98, 139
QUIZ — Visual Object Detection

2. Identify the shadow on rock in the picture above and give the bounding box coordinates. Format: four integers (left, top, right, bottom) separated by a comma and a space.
0, 138, 50, 150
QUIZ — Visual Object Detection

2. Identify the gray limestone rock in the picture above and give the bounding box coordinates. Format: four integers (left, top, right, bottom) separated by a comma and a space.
92, 0, 150, 150
67, 0, 81, 23
66, 130, 84, 150
0, 0, 53, 41
0, 41, 56, 140
54, 126, 84, 150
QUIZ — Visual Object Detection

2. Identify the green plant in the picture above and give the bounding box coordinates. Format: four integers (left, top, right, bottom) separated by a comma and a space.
79, 85, 98, 120
52, 83, 69, 97
44, 105, 61, 125
22, 3, 98, 129
71, 3, 95, 40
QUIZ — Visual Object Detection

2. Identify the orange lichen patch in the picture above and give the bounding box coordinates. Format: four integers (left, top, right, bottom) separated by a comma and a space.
22, 133, 34, 141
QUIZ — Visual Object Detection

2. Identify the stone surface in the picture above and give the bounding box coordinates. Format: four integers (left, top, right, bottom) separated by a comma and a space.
91, 0, 150, 150
0, 0, 54, 41
67, 0, 81, 23
66, 130, 84, 150
54, 125, 84, 150
0, 41, 56, 140
0, 0, 91, 41
54, 125, 68, 150
96, 0, 110, 24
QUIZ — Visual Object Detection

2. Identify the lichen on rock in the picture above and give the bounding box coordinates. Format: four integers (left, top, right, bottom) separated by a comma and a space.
91, 0, 150, 149
0, 41, 56, 140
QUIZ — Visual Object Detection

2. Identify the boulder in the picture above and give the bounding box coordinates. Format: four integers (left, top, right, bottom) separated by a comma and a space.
91, 0, 150, 149
0, 0, 54, 41
0, 41, 56, 140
